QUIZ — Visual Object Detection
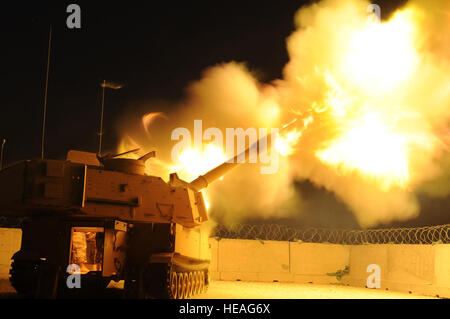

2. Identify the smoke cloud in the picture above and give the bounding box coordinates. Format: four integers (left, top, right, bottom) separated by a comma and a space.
118, 0, 450, 228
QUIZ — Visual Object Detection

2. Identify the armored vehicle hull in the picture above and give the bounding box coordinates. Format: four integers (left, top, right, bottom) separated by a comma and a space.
0, 155, 210, 298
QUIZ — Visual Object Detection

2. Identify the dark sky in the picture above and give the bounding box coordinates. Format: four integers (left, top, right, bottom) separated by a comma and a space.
1, 0, 310, 164
1, 0, 407, 164
2, 0, 447, 228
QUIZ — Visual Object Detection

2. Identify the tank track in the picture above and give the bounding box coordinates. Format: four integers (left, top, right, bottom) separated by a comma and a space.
10, 256, 111, 298
10, 258, 208, 299
144, 263, 209, 299
9, 259, 41, 298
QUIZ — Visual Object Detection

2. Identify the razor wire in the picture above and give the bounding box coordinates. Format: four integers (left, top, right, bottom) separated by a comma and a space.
211, 223, 450, 244
1, 216, 449, 244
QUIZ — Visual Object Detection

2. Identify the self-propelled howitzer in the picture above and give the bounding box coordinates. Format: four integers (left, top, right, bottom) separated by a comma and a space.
0, 141, 257, 298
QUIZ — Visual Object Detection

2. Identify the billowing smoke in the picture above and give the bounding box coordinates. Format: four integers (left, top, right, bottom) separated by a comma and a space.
118, 0, 450, 228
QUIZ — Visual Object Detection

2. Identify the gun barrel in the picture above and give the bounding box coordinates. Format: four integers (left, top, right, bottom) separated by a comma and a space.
189, 119, 298, 191
189, 131, 280, 192
188, 162, 236, 191
189, 134, 270, 192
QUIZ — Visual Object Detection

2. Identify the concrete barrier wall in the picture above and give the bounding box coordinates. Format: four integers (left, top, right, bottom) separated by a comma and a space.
341, 244, 450, 297
290, 241, 350, 284
210, 239, 351, 284
0, 228, 21, 279
0, 228, 448, 297
210, 238, 450, 298
215, 239, 291, 282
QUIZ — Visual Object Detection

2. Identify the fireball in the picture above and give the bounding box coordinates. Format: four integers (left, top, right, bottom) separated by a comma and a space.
316, 112, 410, 190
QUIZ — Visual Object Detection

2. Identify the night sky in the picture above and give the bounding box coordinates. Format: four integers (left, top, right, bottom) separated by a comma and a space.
2, 0, 309, 163
1, 0, 448, 228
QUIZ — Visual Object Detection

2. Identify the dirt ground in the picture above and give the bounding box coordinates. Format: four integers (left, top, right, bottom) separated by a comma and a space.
191, 280, 436, 299
0, 279, 436, 299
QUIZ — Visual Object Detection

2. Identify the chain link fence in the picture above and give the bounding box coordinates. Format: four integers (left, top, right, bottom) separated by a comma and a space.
212, 223, 450, 244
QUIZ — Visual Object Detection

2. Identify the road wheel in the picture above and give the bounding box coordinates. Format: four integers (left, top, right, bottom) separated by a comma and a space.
170, 271, 178, 299
9, 259, 41, 298
201, 271, 207, 293
143, 263, 178, 299
189, 272, 195, 297
192, 272, 199, 295
195, 272, 200, 294
177, 272, 185, 299
204, 270, 210, 293
185, 273, 191, 298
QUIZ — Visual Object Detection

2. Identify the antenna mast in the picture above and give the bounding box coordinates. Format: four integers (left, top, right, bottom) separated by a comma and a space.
41, 26, 52, 159
98, 80, 106, 155
0, 138, 5, 170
